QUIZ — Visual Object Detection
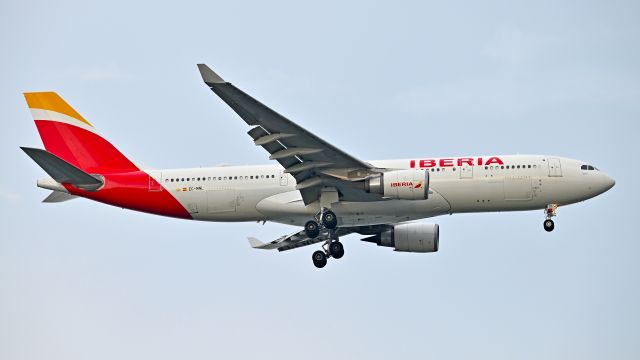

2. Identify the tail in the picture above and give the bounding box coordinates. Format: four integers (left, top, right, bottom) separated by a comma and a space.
24, 92, 138, 173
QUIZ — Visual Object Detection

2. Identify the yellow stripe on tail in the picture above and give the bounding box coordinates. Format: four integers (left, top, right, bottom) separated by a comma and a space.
24, 92, 93, 127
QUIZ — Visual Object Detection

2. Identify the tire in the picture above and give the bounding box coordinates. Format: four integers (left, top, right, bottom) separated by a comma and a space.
321, 210, 338, 229
305, 220, 320, 238
329, 241, 344, 259
312, 251, 327, 268
544, 219, 555, 232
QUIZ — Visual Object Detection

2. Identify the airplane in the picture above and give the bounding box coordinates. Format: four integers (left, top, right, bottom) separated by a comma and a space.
21, 64, 616, 268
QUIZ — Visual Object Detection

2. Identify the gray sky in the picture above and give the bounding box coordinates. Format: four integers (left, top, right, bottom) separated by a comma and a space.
1, 1, 639, 359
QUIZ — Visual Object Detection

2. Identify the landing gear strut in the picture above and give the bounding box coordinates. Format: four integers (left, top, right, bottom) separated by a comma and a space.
305, 208, 343, 268
544, 204, 558, 232
304, 209, 338, 239
312, 240, 345, 268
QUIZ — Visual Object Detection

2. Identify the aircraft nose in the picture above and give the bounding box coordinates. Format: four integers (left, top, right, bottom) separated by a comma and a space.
603, 174, 616, 191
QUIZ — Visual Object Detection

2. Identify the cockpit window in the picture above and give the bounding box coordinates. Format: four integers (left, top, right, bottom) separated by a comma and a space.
581, 165, 598, 171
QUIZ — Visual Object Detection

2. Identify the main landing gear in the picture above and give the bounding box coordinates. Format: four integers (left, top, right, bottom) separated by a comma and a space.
304, 208, 337, 238
544, 204, 558, 232
306, 208, 343, 269
312, 240, 345, 269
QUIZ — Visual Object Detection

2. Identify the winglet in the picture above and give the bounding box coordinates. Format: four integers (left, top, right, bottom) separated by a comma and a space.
197, 64, 226, 84
248, 237, 265, 249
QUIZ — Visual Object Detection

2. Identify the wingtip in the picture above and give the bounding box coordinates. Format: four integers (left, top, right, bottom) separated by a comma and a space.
197, 64, 226, 84
248, 237, 265, 248
20, 146, 40, 156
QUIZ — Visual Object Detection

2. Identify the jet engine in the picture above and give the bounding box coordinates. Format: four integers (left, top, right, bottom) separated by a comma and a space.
364, 169, 429, 200
362, 223, 439, 253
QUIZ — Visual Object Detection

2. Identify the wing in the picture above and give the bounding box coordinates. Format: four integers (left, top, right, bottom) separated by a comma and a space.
248, 227, 358, 252
248, 224, 393, 252
197, 64, 384, 205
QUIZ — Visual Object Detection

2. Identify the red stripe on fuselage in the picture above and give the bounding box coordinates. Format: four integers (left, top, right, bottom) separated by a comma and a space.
35, 120, 191, 219
65, 171, 192, 219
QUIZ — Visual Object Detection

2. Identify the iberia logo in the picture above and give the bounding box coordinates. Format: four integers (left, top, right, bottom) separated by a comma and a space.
391, 181, 423, 188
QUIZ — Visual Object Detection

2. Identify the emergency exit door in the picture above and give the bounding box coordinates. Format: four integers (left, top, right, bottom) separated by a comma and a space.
460, 164, 473, 179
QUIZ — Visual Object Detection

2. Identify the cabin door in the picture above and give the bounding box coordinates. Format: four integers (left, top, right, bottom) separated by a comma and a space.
548, 158, 563, 177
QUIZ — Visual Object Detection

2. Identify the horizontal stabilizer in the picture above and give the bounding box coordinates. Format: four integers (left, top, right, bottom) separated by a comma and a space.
43, 191, 78, 203
21, 147, 104, 191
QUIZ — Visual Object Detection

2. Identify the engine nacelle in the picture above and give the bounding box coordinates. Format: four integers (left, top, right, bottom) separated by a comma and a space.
364, 169, 429, 200
362, 223, 439, 253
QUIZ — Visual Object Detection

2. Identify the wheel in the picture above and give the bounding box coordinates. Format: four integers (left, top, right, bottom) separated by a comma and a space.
321, 210, 338, 229
312, 251, 327, 268
328, 241, 344, 259
305, 220, 320, 238
544, 219, 555, 232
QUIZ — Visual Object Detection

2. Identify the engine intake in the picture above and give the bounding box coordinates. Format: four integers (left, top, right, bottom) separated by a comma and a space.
364, 169, 429, 200
362, 223, 439, 253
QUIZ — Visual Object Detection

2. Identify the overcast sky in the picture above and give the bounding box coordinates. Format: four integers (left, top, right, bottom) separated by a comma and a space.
1, 1, 639, 359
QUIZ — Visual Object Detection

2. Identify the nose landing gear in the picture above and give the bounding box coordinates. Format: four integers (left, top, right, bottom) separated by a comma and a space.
544, 204, 558, 232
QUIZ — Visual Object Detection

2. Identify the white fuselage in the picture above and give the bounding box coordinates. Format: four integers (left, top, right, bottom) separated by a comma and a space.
156, 155, 615, 227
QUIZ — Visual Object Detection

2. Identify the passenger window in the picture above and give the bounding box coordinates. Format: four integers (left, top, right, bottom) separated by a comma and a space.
528, 165, 531, 168
501, 166, 504, 169
181, 178, 184, 181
